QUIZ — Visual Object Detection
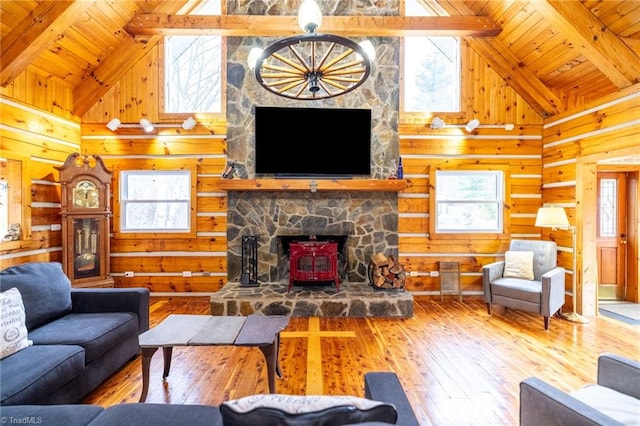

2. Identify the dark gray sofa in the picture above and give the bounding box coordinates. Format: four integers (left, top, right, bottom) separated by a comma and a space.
0, 262, 149, 405
0, 372, 419, 425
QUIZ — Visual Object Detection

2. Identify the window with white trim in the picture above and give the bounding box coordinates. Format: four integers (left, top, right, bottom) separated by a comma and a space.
434, 170, 504, 233
120, 171, 191, 232
164, 0, 222, 114
403, 0, 461, 112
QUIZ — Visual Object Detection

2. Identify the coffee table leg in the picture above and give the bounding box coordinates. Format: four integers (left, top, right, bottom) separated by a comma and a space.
139, 347, 158, 402
258, 333, 283, 394
162, 346, 173, 380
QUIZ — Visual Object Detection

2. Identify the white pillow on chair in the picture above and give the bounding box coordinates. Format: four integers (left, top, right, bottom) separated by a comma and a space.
503, 251, 534, 280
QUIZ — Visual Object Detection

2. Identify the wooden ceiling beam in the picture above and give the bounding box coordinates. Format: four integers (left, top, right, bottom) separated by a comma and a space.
535, 0, 640, 89
1, 1, 94, 87
124, 14, 502, 37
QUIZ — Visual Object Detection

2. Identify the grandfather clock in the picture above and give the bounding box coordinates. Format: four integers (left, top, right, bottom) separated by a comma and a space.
56, 153, 114, 288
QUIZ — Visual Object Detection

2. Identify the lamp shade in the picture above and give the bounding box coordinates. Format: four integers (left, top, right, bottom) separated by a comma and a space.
298, 0, 322, 33
535, 207, 570, 228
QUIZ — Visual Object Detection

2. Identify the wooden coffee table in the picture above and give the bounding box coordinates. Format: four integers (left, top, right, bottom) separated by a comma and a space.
137, 314, 289, 402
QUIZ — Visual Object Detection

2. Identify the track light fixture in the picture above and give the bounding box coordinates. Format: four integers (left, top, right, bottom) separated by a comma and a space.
139, 119, 154, 132
431, 116, 445, 130
182, 117, 196, 130
106, 118, 121, 131
105, 117, 197, 132
430, 116, 445, 129
465, 119, 480, 132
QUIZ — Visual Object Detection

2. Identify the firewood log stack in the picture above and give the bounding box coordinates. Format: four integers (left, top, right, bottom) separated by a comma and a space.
369, 252, 406, 290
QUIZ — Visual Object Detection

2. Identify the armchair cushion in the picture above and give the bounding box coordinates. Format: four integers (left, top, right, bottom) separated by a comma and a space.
570, 384, 640, 425
503, 251, 534, 280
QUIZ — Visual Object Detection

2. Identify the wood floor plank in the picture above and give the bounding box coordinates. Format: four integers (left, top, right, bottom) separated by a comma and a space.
82, 295, 640, 425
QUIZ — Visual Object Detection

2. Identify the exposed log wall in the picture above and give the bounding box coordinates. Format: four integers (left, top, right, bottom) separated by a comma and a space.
0, 93, 79, 267
2, 39, 637, 304
541, 84, 640, 315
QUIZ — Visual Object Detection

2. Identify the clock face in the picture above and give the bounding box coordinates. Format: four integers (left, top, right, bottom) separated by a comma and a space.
73, 180, 100, 208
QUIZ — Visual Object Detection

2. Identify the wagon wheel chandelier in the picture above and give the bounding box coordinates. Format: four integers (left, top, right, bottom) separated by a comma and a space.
247, 0, 376, 100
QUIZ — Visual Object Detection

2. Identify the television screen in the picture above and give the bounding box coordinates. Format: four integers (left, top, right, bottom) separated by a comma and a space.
254, 106, 371, 178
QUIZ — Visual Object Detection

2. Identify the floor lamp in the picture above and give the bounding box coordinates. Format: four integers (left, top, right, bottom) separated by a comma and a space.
535, 207, 589, 324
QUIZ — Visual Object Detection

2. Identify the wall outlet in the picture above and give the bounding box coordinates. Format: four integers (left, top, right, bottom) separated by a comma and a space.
409, 271, 418, 277
124, 271, 134, 277
182, 271, 192, 277
430, 271, 440, 277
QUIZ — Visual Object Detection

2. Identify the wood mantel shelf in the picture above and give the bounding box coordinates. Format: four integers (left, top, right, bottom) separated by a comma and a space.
216, 179, 406, 192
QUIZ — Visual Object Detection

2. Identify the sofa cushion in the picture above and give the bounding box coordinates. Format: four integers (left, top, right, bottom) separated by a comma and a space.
503, 251, 534, 280
0, 262, 72, 330
88, 403, 223, 426
220, 394, 398, 426
28, 312, 138, 363
0, 287, 33, 359
0, 404, 104, 426
571, 384, 640, 425
0, 344, 85, 405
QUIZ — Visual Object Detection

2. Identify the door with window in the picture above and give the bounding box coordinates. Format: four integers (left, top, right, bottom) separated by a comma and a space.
597, 173, 627, 300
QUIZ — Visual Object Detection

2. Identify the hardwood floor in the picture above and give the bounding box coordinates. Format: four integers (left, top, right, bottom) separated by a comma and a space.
83, 295, 640, 425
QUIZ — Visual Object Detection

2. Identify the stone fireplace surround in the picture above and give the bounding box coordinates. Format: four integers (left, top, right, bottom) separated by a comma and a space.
216, 1, 407, 317
226, 190, 400, 285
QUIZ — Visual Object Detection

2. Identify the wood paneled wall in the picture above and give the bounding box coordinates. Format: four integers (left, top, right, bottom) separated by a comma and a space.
397, 124, 543, 294
541, 84, 640, 315
3, 37, 637, 303
80, 124, 228, 293
0, 94, 79, 268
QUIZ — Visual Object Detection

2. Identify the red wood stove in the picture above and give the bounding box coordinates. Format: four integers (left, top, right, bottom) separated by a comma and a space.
288, 240, 340, 292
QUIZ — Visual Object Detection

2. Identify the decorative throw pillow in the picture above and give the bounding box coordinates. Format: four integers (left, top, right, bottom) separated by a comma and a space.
0, 287, 33, 359
220, 394, 397, 426
503, 251, 535, 280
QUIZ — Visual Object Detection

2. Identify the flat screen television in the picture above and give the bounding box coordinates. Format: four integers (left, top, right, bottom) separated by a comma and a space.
254, 106, 371, 178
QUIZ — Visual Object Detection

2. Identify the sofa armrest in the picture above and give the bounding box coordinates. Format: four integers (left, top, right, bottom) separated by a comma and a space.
540, 267, 566, 316
598, 353, 640, 400
520, 377, 624, 426
364, 372, 419, 426
70, 288, 150, 333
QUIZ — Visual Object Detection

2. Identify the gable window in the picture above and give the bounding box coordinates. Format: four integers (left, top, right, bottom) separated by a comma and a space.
433, 170, 505, 233
163, 0, 222, 114
120, 171, 191, 233
403, 0, 461, 113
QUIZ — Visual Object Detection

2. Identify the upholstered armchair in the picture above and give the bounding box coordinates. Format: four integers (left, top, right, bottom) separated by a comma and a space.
520, 353, 640, 425
482, 240, 565, 329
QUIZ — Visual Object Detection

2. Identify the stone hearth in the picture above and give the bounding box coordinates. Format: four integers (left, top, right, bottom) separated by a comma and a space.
210, 282, 413, 318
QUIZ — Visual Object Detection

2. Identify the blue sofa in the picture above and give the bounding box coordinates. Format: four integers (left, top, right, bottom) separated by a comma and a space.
0, 372, 419, 425
0, 262, 149, 405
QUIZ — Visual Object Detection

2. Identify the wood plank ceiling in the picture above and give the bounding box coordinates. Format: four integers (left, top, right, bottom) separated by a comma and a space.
1, 0, 639, 118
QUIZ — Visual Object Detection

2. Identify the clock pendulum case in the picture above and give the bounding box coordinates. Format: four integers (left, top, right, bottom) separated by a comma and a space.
56, 153, 114, 288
